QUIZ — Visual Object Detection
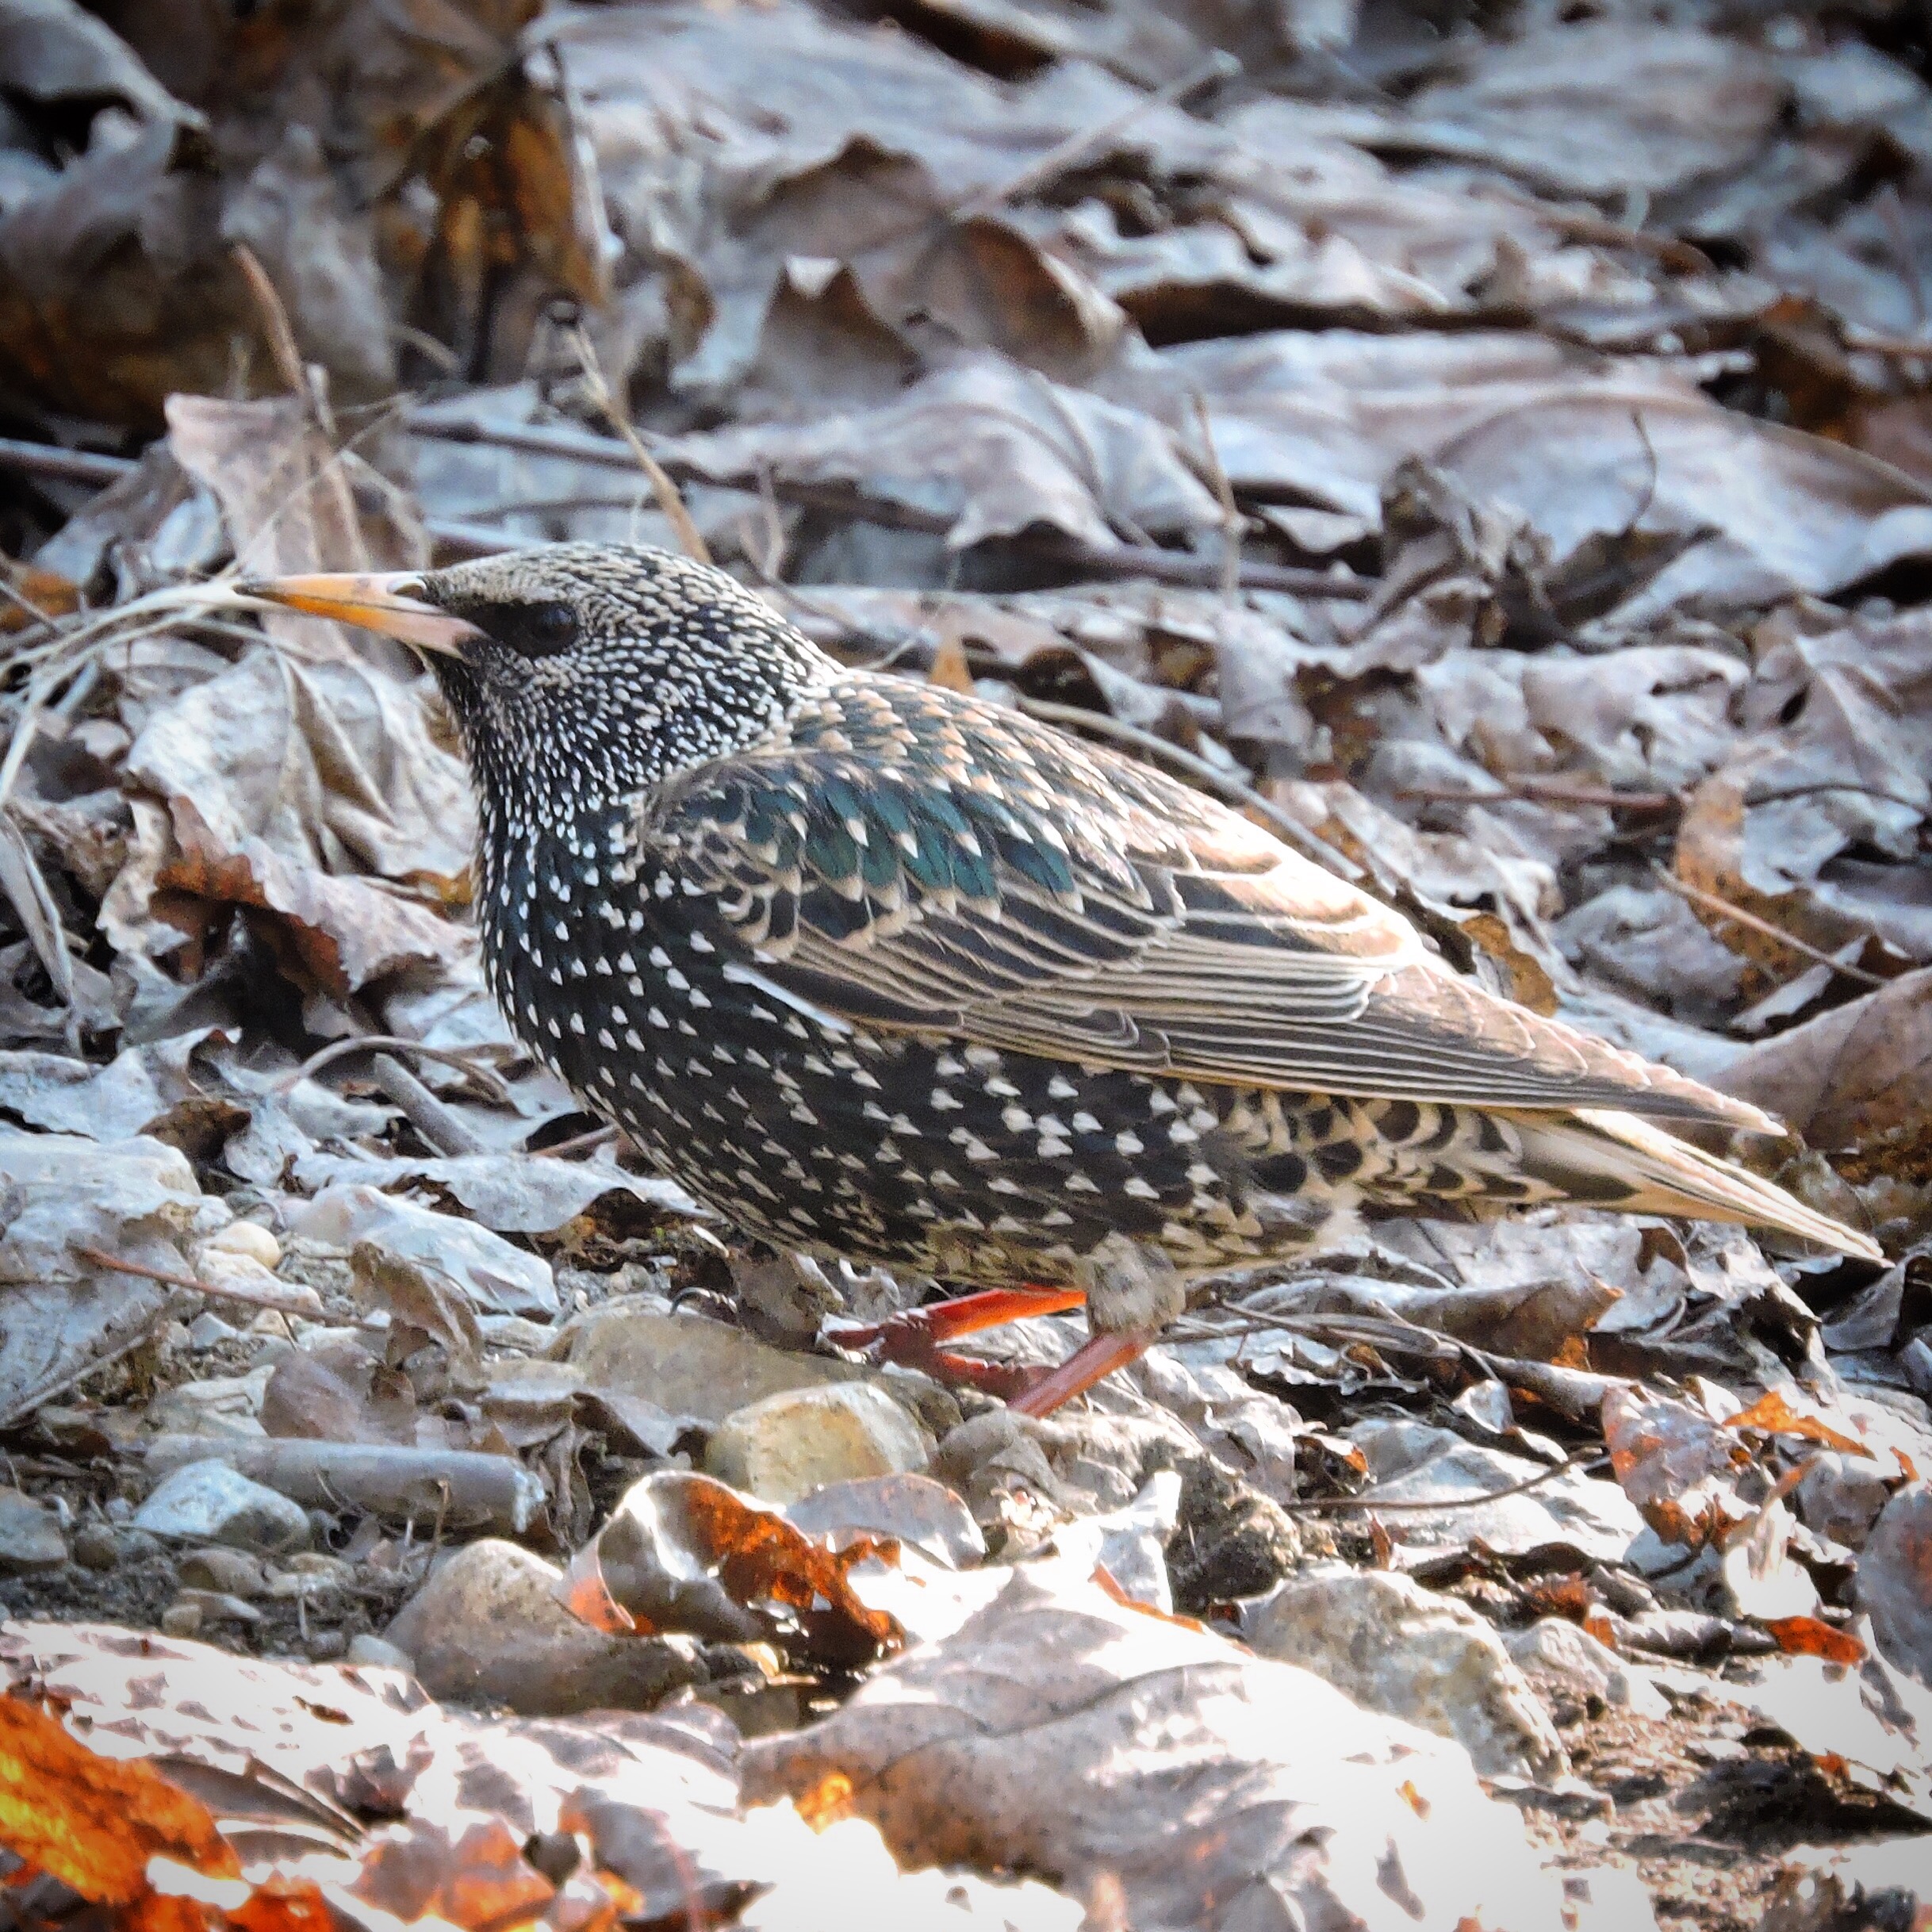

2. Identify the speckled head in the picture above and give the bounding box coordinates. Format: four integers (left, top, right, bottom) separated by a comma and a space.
248, 542, 836, 830
421, 543, 838, 825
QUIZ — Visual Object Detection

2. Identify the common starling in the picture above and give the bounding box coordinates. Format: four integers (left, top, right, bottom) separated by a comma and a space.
251, 544, 1880, 1412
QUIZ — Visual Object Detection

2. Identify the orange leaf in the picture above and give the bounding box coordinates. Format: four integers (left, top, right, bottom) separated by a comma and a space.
793, 1771, 857, 1831
0, 1696, 236, 1907
225, 1878, 336, 1932
1090, 1565, 1213, 1634
1727, 1392, 1866, 1456
1765, 1616, 1867, 1665
355, 1819, 553, 1932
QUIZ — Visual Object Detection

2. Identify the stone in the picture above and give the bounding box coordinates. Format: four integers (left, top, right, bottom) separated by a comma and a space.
345, 1633, 415, 1672
1162, 1455, 1301, 1612
1504, 1619, 1669, 1722
555, 1303, 857, 1423
785, 1472, 986, 1569
201, 1220, 282, 1269
160, 1600, 203, 1638
384, 1538, 707, 1715
1245, 1569, 1569, 1781
0, 1489, 67, 1574
178, 1547, 267, 1596
132, 1459, 311, 1554
186, 1313, 240, 1351
71, 1522, 119, 1571
705, 1382, 928, 1505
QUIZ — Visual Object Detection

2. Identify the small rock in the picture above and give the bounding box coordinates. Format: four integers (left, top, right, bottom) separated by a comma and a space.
202, 1219, 282, 1270
186, 1312, 240, 1351
117, 1528, 163, 1563
71, 1522, 120, 1572
554, 1303, 857, 1423
0, 1489, 68, 1574
1246, 1569, 1569, 1781
282, 1551, 355, 1582
305, 1629, 347, 1662
706, 1382, 928, 1505
178, 1547, 267, 1596
730, 1251, 842, 1347
160, 1600, 203, 1638
345, 1633, 415, 1672
384, 1538, 706, 1715
1505, 1619, 1669, 1722
1162, 1455, 1301, 1612
132, 1459, 311, 1554
785, 1472, 986, 1568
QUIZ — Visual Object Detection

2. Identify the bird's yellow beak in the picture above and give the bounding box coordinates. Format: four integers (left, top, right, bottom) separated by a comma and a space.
238, 571, 483, 658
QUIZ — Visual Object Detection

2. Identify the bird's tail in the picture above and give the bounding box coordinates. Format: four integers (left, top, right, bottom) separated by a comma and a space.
1509, 1107, 1884, 1262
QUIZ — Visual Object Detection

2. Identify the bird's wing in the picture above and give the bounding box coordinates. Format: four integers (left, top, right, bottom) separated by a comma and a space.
641, 676, 1768, 1128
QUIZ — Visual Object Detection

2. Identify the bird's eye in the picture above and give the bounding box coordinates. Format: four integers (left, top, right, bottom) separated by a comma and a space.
519, 601, 579, 657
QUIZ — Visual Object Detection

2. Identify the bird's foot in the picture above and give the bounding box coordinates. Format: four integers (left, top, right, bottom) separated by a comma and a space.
828, 1286, 1086, 1398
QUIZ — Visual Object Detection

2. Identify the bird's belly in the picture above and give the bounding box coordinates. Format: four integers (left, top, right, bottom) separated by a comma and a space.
486, 913, 1279, 1279
483, 886, 1548, 1284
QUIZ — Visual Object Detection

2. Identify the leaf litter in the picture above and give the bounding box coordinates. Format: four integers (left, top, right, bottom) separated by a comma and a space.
2, 0, 1932, 1926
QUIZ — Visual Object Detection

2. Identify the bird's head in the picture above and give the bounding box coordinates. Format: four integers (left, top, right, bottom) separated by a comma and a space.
243, 542, 834, 826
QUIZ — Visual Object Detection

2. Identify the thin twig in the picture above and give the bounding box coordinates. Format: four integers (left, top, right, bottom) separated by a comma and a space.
371, 1052, 487, 1158
567, 323, 711, 565
232, 242, 335, 439
1190, 392, 1242, 601
1743, 780, 1928, 816
0, 1295, 194, 1432
949, 51, 1240, 223
1650, 862, 1887, 988
1275, 1451, 1608, 1516
277, 1033, 514, 1102
74, 1245, 316, 1315
1395, 778, 1677, 812
533, 1122, 622, 1159
1016, 696, 1364, 883
0, 435, 134, 487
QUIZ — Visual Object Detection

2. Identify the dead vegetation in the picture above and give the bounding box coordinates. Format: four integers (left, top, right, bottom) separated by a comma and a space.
1, 0, 1930, 1927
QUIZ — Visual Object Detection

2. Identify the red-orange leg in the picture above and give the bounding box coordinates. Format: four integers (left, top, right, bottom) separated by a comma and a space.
829, 1286, 1087, 1397
1008, 1329, 1156, 1417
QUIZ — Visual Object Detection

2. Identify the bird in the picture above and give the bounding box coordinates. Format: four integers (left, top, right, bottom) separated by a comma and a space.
247, 542, 1882, 1414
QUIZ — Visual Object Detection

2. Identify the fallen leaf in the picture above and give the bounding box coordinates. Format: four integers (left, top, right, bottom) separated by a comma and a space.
0, 1694, 236, 1906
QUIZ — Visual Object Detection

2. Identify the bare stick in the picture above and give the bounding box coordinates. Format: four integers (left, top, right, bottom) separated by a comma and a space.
231, 243, 335, 439
279, 1033, 513, 1103
1650, 862, 1886, 988
949, 52, 1239, 222
1190, 393, 1242, 601
567, 324, 711, 565
1275, 1451, 1608, 1515
75, 1245, 320, 1316
370, 1052, 488, 1157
